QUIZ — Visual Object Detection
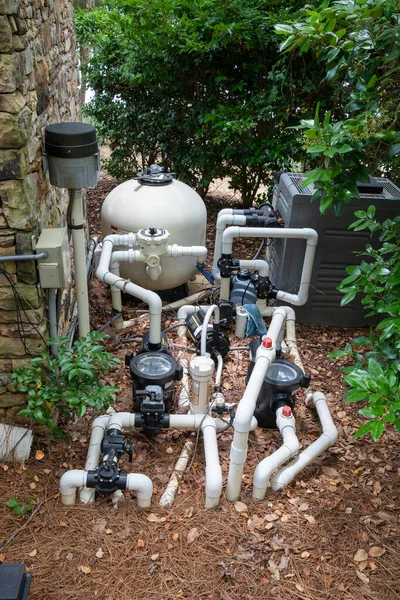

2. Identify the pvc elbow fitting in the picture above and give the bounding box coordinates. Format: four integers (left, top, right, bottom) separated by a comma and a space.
126, 473, 153, 508
60, 470, 87, 505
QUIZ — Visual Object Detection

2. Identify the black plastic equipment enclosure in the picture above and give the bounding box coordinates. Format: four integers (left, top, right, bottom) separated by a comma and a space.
0, 563, 31, 600
45, 122, 98, 159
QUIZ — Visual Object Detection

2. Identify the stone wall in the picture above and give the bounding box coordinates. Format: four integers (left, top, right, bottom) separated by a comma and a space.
0, 0, 80, 421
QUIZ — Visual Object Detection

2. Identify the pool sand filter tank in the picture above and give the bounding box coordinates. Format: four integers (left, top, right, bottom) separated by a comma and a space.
56, 150, 339, 508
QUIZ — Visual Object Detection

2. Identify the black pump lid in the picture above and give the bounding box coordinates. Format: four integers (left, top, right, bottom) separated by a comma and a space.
45, 122, 98, 159
237, 269, 252, 281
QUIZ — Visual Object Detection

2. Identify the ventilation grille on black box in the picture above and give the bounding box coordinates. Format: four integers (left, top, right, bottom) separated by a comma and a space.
376, 177, 400, 198
288, 175, 312, 195
287, 174, 400, 200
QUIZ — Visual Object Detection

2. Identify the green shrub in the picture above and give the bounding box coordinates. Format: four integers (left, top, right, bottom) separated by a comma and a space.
329, 210, 400, 440
12, 331, 121, 436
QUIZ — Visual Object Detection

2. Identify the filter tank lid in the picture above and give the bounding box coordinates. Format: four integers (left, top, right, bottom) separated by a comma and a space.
45, 122, 98, 159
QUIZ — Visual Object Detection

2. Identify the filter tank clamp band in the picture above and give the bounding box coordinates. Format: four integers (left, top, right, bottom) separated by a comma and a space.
69, 223, 85, 230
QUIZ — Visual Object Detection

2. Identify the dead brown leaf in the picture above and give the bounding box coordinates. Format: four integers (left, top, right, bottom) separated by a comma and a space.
147, 513, 166, 523
321, 466, 340, 477
234, 501, 247, 513
369, 546, 385, 558
304, 514, 316, 525
35, 450, 45, 460
80, 566, 91, 575
187, 527, 200, 544
354, 549, 368, 562
356, 570, 369, 584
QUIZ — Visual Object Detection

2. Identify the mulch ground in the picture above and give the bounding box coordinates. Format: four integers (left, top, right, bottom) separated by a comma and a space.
0, 172, 399, 600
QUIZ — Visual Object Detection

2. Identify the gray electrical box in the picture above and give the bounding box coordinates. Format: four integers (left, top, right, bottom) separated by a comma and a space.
36, 227, 71, 288
269, 173, 400, 327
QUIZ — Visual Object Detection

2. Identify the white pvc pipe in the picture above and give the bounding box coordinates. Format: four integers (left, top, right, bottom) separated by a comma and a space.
60, 470, 88, 505
126, 473, 153, 508
215, 354, 223, 389
200, 304, 220, 356
168, 413, 258, 432
219, 277, 231, 301
202, 416, 223, 508
284, 306, 304, 372
111, 250, 146, 264
238, 259, 269, 277
161, 289, 212, 312
212, 213, 247, 278
176, 306, 200, 408
177, 305, 202, 321
96, 235, 162, 345
80, 415, 110, 504
0, 424, 33, 462
226, 307, 287, 501
167, 245, 208, 262
71, 189, 90, 336
271, 391, 338, 491
252, 407, 299, 500
159, 441, 193, 506
221, 226, 318, 306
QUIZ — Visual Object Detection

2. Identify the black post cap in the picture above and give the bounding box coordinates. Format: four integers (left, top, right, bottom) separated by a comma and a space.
45, 122, 98, 159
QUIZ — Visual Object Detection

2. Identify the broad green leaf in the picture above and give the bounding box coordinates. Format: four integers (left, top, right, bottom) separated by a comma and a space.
341, 289, 357, 306
274, 24, 293, 34
354, 420, 385, 441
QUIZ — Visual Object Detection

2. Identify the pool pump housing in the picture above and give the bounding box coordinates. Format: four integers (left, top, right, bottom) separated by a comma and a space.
248, 339, 310, 429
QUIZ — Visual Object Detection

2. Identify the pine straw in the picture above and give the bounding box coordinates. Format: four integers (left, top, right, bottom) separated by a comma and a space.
1, 323, 399, 600
1, 177, 399, 599
1, 459, 399, 600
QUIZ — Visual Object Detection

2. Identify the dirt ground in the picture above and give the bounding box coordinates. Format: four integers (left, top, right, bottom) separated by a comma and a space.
0, 173, 399, 600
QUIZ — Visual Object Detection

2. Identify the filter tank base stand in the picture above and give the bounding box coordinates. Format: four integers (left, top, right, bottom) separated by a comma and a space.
121, 282, 189, 305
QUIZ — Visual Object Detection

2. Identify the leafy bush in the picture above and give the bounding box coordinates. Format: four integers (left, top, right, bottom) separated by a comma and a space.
275, 0, 400, 215
76, 0, 329, 205
12, 331, 121, 436
329, 210, 400, 440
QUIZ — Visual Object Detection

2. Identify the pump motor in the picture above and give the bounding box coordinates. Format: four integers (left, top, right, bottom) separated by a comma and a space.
185, 309, 230, 361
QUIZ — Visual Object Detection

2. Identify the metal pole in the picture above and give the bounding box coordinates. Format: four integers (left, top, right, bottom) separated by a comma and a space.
70, 189, 90, 337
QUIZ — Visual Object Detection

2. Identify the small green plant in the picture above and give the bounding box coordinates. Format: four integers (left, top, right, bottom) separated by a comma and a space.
12, 331, 121, 436
329, 210, 400, 441
6, 497, 33, 516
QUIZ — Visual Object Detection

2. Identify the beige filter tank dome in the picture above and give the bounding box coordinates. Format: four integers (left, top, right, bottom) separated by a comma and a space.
101, 168, 207, 291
